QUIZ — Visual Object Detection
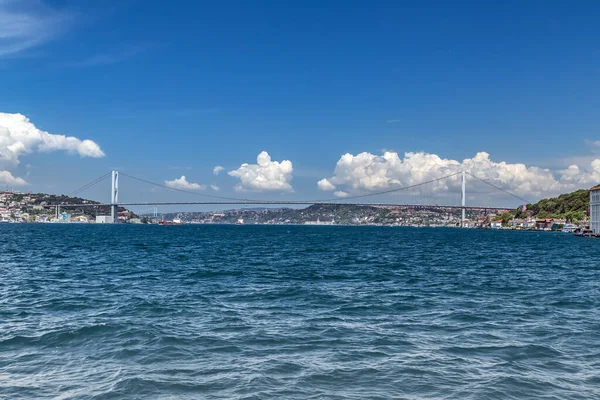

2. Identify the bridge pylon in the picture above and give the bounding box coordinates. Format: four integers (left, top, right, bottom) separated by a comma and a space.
111, 170, 119, 223
461, 170, 466, 227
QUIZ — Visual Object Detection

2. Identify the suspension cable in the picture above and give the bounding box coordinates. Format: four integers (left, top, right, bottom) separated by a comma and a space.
120, 171, 466, 204
314, 171, 463, 203
119, 172, 257, 201
465, 171, 530, 205
120, 171, 463, 204
67, 172, 112, 197
66, 170, 526, 207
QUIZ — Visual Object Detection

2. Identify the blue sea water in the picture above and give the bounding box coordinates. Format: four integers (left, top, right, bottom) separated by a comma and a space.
1, 224, 599, 399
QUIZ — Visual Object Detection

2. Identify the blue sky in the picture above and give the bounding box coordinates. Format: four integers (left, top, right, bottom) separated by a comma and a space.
1, 0, 600, 208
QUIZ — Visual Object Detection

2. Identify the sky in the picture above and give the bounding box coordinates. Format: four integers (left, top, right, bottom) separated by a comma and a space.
1, 0, 600, 210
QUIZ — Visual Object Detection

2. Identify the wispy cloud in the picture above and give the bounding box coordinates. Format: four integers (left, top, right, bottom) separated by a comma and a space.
552, 139, 600, 168
585, 139, 600, 152
0, 0, 71, 57
64, 43, 152, 67
171, 108, 221, 117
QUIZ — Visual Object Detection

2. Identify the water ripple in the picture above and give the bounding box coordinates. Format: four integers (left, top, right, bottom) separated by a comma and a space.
1, 225, 600, 399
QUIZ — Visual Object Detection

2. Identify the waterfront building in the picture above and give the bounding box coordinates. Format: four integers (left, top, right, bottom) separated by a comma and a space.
96, 215, 113, 224
590, 185, 600, 234
535, 218, 554, 230
73, 215, 89, 223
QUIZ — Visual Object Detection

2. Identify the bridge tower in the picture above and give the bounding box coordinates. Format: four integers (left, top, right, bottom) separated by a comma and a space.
461, 170, 466, 227
111, 170, 119, 223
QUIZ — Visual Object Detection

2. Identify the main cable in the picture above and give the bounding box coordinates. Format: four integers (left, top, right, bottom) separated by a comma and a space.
465, 172, 530, 205
68, 172, 112, 197
119, 172, 257, 202
120, 171, 464, 204
314, 171, 463, 203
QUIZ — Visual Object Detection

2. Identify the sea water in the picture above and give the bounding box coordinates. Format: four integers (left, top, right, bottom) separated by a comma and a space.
1, 225, 599, 399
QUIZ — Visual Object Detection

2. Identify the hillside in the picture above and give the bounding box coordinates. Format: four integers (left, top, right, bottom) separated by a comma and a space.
158, 204, 473, 226
515, 188, 589, 221
0, 191, 136, 222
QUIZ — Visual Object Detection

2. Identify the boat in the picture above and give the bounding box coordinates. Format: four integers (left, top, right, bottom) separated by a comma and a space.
573, 228, 593, 237
236, 218, 244, 225
562, 223, 578, 233
159, 216, 184, 225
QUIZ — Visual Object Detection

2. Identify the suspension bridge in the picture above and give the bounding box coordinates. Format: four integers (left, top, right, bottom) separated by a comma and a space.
48, 170, 528, 225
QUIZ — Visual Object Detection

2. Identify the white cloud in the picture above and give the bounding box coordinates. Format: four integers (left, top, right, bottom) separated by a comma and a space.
317, 178, 336, 191
228, 151, 293, 192
213, 165, 224, 175
211, 184, 220, 191
0, 113, 105, 168
319, 150, 600, 199
0, 1, 70, 57
0, 170, 27, 186
164, 176, 205, 190
334, 191, 349, 198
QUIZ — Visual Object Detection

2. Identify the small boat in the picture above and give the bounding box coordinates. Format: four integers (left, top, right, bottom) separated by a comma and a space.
236, 218, 244, 225
573, 228, 593, 237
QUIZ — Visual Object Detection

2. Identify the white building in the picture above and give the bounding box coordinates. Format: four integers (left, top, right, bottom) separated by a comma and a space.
590, 185, 600, 234
490, 221, 502, 229
96, 215, 114, 224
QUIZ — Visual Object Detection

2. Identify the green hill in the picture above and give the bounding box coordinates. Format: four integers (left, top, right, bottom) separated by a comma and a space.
515, 188, 589, 221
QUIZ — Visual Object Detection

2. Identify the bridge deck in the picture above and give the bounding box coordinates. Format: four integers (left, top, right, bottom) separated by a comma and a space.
51, 201, 511, 211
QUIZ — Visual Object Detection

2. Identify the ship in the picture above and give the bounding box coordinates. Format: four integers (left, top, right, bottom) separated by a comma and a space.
236, 218, 244, 225
159, 216, 184, 225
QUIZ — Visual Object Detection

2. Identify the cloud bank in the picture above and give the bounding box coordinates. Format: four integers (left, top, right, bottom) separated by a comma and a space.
228, 151, 293, 192
164, 176, 205, 190
318, 151, 600, 199
0, 113, 105, 166
0, 112, 105, 185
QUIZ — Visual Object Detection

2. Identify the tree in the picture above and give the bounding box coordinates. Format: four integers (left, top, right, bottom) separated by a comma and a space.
500, 212, 512, 225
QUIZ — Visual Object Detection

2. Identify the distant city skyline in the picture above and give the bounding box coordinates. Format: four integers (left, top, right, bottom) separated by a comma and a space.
2, 0, 600, 208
